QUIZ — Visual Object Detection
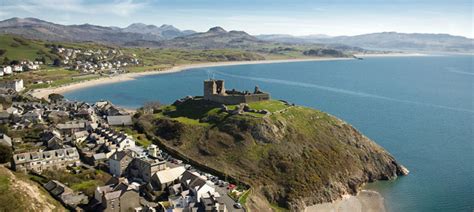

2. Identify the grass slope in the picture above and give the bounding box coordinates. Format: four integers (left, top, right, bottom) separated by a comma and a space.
0, 166, 65, 212
136, 99, 406, 210
0, 35, 56, 62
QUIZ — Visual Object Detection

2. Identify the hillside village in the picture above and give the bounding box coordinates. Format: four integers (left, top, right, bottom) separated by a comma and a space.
0, 37, 144, 93
1, 44, 140, 76
51, 45, 140, 73
0, 86, 247, 212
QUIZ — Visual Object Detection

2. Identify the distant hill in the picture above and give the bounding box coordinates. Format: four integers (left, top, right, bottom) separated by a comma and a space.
0, 17, 194, 45
136, 26, 268, 49
256, 34, 331, 44
258, 32, 474, 52
0, 18, 366, 57
122, 23, 196, 39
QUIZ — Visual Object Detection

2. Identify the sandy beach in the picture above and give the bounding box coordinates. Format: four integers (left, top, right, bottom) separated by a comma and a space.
305, 190, 386, 212
29, 57, 351, 99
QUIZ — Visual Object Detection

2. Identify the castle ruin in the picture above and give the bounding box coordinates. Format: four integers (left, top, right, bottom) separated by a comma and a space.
203, 79, 270, 105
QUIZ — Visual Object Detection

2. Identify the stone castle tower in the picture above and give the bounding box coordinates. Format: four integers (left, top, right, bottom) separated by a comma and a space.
204, 79, 226, 98
203, 79, 270, 104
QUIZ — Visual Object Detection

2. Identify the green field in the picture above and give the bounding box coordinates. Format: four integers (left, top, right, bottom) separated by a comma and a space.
0, 35, 57, 62
113, 126, 153, 147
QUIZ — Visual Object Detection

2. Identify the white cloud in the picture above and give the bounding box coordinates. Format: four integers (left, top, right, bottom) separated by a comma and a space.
0, 10, 9, 17
2, 0, 148, 17
108, 0, 147, 16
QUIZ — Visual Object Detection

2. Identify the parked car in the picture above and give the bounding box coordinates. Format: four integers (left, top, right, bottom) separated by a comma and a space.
233, 203, 242, 209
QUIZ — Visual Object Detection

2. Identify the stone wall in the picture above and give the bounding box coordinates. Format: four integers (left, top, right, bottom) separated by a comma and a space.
206, 93, 270, 105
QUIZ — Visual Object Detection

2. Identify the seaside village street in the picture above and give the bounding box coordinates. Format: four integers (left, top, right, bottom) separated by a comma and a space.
0, 87, 247, 212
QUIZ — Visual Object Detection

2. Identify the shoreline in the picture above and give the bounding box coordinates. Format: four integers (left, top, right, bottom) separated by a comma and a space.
354, 52, 428, 57
29, 57, 351, 99
304, 190, 386, 212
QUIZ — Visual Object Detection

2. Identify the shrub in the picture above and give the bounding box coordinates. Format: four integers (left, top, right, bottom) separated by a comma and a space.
0, 144, 12, 163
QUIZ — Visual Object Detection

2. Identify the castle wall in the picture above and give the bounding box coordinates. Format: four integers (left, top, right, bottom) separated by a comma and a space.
207, 93, 270, 105
203, 79, 270, 104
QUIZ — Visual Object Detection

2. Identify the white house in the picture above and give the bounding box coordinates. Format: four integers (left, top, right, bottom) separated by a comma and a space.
26, 64, 40, 70
13, 65, 23, 72
117, 135, 136, 151
1, 66, 12, 75
0, 133, 12, 147
194, 183, 215, 203
180, 171, 217, 203
0, 79, 24, 92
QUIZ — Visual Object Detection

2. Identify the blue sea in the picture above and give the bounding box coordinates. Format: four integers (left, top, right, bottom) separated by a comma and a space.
65, 55, 474, 212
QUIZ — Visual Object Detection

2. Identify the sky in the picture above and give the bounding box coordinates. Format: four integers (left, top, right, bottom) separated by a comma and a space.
0, 0, 472, 38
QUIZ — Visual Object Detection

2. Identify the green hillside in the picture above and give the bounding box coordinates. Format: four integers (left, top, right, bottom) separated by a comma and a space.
135, 99, 407, 211
0, 35, 57, 62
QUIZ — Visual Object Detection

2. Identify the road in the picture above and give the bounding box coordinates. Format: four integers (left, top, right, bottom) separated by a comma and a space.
215, 186, 245, 212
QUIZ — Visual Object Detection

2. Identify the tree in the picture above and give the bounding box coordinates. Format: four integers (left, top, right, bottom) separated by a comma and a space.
53, 58, 61, 66
0, 125, 8, 134
2, 57, 9, 65
36, 56, 47, 64
0, 144, 12, 163
48, 93, 64, 102
0, 49, 6, 56
9, 60, 20, 65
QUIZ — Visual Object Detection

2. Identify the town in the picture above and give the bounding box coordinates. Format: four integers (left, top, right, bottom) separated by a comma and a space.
0, 42, 142, 94
0, 82, 249, 211
50, 45, 140, 73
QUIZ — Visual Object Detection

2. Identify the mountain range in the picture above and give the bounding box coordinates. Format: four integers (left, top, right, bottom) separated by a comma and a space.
0, 17, 194, 44
147, 26, 267, 49
0, 17, 472, 52
257, 32, 473, 52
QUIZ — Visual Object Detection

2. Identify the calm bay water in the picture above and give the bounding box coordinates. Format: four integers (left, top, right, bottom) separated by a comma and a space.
65, 56, 473, 212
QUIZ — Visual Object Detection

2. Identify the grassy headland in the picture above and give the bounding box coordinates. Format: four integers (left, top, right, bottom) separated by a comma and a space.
134, 98, 407, 210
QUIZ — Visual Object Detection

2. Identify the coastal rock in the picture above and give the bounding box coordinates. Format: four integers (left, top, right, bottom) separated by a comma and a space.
399, 165, 410, 176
